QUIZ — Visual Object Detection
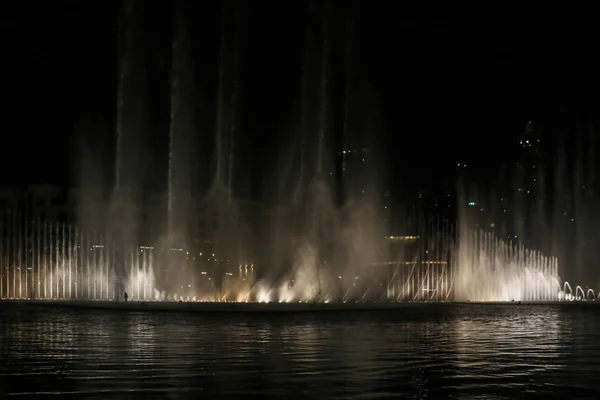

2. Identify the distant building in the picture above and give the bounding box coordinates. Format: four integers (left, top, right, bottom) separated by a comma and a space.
518, 121, 542, 198
512, 120, 545, 245
339, 146, 391, 235
457, 121, 547, 244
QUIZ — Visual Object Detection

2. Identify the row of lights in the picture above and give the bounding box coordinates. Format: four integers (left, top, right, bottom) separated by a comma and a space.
386, 236, 419, 241
370, 261, 448, 266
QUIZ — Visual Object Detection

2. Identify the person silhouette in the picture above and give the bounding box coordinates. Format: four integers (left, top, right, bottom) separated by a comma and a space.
124, 292, 129, 302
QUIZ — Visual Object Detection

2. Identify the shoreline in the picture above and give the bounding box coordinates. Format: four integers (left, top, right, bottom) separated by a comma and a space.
0, 299, 597, 314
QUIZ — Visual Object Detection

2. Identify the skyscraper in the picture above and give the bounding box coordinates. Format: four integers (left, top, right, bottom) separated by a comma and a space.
514, 120, 546, 247
518, 121, 541, 198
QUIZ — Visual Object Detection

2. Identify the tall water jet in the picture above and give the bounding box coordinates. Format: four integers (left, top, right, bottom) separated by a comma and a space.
213, 8, 228, 192
198, 4, 253, 301
227, 8, 241, 205
340, 10, 354, 192
291, 0, 334, 300
114, 1, 129, 190
256, 1, 393, 302
108, 0, 149, 296
262, 3, 317, 291
112, 0, 150, 192
315, 0, 330, 179
163, 3, 200, 296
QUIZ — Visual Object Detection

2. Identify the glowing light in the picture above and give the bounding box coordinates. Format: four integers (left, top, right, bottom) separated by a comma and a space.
385, 236, 419, 241
456, 229, 561, 302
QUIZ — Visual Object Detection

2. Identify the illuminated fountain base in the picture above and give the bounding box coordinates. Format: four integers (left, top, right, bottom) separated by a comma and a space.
14, 299, 453, 313
5, 298, 597, 315
455, 229, 562, 302
2, 215, 597, 305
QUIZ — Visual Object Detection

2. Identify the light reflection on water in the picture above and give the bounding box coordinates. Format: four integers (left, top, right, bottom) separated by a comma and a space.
1, 304, 599, 399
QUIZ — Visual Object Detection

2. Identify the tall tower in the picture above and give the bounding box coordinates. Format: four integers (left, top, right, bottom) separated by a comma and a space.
515, 120, 544, 247
519, 121, 541, 196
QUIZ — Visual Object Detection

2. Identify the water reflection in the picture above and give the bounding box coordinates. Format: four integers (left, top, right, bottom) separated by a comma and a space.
0, 304, 599, 399
449, 309, 561, 399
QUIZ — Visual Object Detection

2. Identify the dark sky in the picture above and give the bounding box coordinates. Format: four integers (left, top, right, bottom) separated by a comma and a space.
1, 1, 598, 193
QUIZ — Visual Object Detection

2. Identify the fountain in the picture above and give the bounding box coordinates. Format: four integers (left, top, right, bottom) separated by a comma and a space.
455, 227, 561, 302
2, 208, 595, 305
452, 113, 600, 302
0, 2, 397, 305
1, 2, 597, 307
576, 285, 585, 301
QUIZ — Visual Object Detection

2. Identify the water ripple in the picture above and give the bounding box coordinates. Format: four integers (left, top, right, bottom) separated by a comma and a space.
1, 303, 599, 399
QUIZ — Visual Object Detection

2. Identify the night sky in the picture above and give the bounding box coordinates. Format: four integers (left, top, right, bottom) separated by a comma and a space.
2, 1, 598, 192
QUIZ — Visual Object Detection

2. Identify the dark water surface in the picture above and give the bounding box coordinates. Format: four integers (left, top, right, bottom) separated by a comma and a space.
1, 303, 599, 399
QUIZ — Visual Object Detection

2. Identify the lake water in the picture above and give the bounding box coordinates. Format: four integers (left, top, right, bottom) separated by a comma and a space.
1, 303, 599, 399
